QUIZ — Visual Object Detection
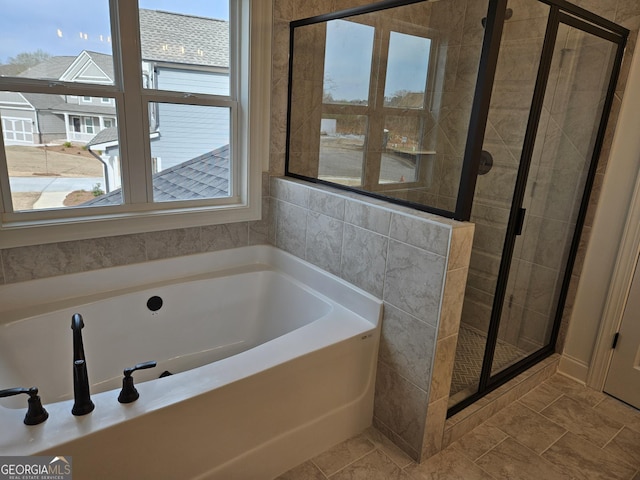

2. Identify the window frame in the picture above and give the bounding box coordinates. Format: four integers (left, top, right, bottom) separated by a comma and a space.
0, 0, 270, 248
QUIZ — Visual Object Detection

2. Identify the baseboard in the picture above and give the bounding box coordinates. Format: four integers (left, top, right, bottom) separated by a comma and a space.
558, 354, 589, 384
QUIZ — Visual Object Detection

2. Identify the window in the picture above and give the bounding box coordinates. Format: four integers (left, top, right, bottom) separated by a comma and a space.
0, 0, 269, 248
289, 12, 436, 192
85, 117, 95, 134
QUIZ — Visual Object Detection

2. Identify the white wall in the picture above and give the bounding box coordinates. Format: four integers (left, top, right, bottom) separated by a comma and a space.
561, 38, 640, 381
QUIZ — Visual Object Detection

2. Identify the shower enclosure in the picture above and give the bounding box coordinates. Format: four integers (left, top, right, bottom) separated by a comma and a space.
284, 0, 628, 415
448, 0, 627, 413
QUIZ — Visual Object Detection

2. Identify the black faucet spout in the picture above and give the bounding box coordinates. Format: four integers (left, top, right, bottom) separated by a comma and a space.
71, 313, 85, 361
71, 313, 94, 416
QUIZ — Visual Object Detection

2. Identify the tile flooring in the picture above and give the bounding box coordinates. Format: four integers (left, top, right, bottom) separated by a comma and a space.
277, 374, 640, 480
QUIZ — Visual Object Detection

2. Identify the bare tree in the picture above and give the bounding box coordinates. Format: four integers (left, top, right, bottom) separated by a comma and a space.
6, 49, 51, 73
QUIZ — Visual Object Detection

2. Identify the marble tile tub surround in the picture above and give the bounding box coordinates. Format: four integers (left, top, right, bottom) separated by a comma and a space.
0, 173, 272, 285
271, 176, 474, 461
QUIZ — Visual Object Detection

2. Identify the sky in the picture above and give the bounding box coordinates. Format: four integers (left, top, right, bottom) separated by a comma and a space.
323, 19, 431, 102
0, 0, 228, 62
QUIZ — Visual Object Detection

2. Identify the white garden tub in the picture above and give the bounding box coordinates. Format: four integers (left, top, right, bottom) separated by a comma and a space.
0, 245, 382, 479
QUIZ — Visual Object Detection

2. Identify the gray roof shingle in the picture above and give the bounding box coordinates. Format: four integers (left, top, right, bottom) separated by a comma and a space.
20, 93, 65, 110
17, 52, 115, 82
17, 56, 76, 80
83, 144, 230, 206
86, 127, 118, 146
50, 103, 116, 115
139, 9, 228, 68
0, 64, 27, 76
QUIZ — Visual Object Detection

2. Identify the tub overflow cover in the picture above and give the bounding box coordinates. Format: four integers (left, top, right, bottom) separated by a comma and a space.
147, 296, 163, 312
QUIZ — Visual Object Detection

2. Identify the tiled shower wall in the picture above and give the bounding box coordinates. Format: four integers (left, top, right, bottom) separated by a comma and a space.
269, 176, 473, 460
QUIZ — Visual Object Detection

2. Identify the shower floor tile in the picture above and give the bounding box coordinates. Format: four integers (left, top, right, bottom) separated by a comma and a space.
449, 324, 527, 401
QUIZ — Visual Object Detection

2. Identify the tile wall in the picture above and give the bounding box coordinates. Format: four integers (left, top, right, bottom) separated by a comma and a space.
270, 176, 474, 460
0, 173, 271, 285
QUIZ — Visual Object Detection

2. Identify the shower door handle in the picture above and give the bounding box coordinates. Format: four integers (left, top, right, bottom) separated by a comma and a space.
515, 208, 526, 235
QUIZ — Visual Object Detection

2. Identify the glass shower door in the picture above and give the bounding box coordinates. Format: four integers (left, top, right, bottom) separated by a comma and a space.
491, 18, 620, 375
449, 0, 549, 405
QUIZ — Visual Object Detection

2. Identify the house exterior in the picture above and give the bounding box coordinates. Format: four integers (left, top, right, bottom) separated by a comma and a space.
91, 9, 230, 192
0, 9, 229, 194
0, 52, 117, 145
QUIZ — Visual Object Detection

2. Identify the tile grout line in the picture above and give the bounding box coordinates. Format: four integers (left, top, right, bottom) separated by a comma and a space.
362, 431, 414, 470
472, 435, 509, 464
322, 447, 379, 479
601, 424, 626, 449
309, 459, 330, 480
592, 395, 607, 409
539, 430, 568, 456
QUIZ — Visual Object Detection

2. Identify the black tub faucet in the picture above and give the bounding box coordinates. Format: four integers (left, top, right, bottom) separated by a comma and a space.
71, 313, 94, 416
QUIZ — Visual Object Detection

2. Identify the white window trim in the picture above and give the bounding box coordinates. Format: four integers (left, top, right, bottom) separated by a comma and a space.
0, 0, 271, 248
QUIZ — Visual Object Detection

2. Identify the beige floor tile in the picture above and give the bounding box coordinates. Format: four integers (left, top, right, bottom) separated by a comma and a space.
484, 401, 566, 454
450, 423, 508, 461
594, 395, 640, 433
519, 381, 563, 412
276, 461, 327, 480
475, 437, 570, 480
364, 427, 414, 468
543, 374, 606, 406
404, 446, 494, 480
281, 376, 637, 480
311, 434, 375, 476
604, 426, 640, 470
541, 395, 623, 447
329, 450, 410, 480
542, 432, 636, 480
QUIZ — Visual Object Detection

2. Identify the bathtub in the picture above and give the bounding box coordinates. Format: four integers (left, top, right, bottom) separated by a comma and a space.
0, 245, 382, 479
